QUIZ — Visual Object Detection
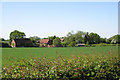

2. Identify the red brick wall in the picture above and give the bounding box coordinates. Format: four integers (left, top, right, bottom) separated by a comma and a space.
11, 40, 16, 47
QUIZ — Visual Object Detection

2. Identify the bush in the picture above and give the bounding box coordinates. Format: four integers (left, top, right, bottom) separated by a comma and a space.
61, 42, 67, 47
91, 43, 117, 47
0, 42, 11, 48
67, 41, 76, 47
53, 38, 61, 47
85, 41, 90, 47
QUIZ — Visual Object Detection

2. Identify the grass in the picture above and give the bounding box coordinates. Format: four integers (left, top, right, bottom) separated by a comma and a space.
2, 46, 118, 67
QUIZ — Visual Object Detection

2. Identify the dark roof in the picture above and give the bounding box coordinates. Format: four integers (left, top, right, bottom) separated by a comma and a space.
40, 39, 49, 44
13, 38, 32, 44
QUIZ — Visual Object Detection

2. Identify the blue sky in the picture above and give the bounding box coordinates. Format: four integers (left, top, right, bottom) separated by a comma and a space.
1, 2, 118, 39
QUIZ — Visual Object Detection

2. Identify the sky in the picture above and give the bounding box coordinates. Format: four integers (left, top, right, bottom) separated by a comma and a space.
1, 2, 118, 39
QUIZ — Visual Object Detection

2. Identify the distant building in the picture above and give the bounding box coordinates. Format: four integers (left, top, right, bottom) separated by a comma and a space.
77, 43, 85, 47
11, 38, 33, 47
40, 39, 53, 47
60, 38, 64, 42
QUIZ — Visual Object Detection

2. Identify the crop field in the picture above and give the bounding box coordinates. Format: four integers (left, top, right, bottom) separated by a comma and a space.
1, 46, 120, 79
2, 46, 118, 66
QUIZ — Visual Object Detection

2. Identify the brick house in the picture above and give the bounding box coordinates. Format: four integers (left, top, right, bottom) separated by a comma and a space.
60, 38, 64, 42
40, 39, 53, 47
11, 38, 33, 47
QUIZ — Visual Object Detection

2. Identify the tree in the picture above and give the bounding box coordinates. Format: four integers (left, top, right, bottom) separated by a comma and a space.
100, 38, 106, 43
89, 33, 100, 44
74, 31, 86, 44
109, 34, 120, 44
53, 37, 61, 47
106, 39, 111, 44
64, 31, 75, 46
64, 31, 86, 47
61, 42, 67, 47
30, 36, 41, 46
67, 41, 76, 47
85, 41, 90, 47
43, 38, 48, 39
30, 36, 40, 41
84, 32, 90, 44
49, 35, 56, 41
9, 30, 26, 44
1, 43, 11, 47
0, 38, 5, 41
114, 35, 120, 44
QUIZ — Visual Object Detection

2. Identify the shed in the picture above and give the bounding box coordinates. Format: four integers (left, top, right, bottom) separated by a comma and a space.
77, 43, 85, 47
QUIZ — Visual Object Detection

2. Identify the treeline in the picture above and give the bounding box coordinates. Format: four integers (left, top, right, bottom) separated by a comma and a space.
50, 31, 120, 47
0, 30, 120, 47
0, 38, 11, 47
62, 31, 120, 47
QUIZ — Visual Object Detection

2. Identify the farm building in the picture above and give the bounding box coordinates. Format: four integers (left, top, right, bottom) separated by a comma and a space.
77, 43, 85, 47
11, 38, 33, 47
40, 39, 53, 47
60, 38, 64, 42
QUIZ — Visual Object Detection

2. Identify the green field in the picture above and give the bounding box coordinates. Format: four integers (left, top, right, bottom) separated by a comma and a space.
2, 46, 120, 79
2, 46, 118, 66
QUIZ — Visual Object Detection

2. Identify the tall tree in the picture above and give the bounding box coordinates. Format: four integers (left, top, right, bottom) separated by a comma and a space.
30, 36, 41, 46
89, 33, 100, 44
114, 35, 120, 44
49, 35, 56, 41
30, 36, 40, 42
100, 38, 106, 43
53, 37, 61, 47
109, 34, 120, 44
64, 31, 86, 47
74, 31, 86, 44
84, 32, 90, 44
9, 30, 26, 43
65, 31, 75, 46
0, 38, 5, 41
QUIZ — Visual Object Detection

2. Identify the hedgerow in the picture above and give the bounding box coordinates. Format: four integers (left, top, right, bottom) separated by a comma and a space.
2, 53, 120, 79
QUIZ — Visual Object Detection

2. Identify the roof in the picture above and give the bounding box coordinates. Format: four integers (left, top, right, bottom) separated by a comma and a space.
13, 38, 32, 44
77, 44, 85, 46
60, 38, 64, 41
40, 39, 49, 44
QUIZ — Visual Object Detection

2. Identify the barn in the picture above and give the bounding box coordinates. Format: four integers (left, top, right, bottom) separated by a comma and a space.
11, 38, 33, 47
